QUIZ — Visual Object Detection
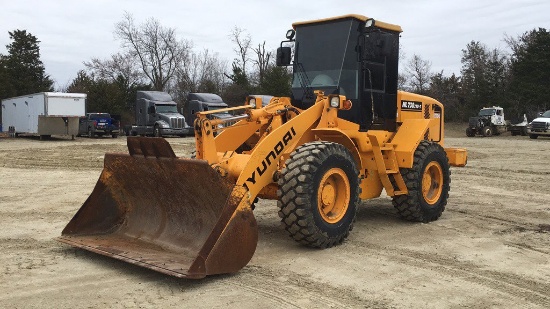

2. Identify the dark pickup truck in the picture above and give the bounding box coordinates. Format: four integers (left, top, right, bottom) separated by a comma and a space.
78, 113, 120, 138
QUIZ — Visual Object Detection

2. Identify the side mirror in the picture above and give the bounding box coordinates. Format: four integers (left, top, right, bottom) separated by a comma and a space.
276, 47, 292, 66
538, 112, 544, 117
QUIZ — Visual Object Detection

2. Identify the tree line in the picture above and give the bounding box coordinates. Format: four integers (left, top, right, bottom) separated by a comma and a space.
402, 28, 550, 122
1, 14, 549, 124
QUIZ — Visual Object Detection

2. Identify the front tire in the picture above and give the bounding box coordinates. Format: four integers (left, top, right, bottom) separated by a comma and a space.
392, 141, 450, 223
466, 127, 475, 137
482, 126, 493, 137
277, 142, 360, 248
153, 125, 162, 137
529, 134, 538, 139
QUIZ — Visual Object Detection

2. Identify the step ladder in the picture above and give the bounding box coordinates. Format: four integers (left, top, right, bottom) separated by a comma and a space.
367, 133, 408, 196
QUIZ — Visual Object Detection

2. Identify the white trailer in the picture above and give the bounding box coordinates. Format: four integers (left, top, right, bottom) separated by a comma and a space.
1, 92, 86, 139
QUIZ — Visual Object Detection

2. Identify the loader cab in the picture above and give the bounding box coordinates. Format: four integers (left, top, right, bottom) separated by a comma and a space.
278, 15, 401, 131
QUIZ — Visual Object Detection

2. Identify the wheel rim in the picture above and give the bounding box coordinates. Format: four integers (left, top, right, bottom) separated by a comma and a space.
317, 168, 350, 224
422, 162, 443, 205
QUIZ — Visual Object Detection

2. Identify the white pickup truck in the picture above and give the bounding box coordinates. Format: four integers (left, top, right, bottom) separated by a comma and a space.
527, 110, 550, 139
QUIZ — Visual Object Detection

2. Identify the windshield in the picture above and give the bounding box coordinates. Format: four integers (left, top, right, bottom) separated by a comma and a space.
155, 104, 178, 113
90, 113, 110, 119
542, 110, 550, 118
292, 19, 359, 100
478, 109, 496, 116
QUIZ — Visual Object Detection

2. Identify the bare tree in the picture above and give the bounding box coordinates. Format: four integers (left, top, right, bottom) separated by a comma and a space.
405, 54, 432, 95
229, 27, 251, 76
115, 12, 191, 91
252, 41, 272, 86
176, 49, 228, 94
84, 52, 143, 88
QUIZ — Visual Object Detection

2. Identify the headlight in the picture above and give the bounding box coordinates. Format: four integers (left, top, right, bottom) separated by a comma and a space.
249, 98, 256, 108
330, 97, 339, 108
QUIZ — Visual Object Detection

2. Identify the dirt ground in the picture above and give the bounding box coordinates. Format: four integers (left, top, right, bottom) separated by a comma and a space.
1, 125, 549, 308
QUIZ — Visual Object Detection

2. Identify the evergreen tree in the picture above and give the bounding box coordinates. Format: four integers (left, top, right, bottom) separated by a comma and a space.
460, 41, 509, 119
222, 63, 251, 106
429, 72, 465, 121
258, 65, 291, 97
3, 30, 54, 96
508, 28, 550, 116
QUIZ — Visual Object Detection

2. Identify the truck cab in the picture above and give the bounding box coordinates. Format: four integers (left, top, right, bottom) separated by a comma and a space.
185, 93, 230, 128
466, 106, 507, 137
128, 91, 191, 137
278, 15, 401, 131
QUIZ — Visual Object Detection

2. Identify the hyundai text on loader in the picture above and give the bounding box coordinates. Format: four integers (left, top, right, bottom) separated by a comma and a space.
58, 14, 467, 279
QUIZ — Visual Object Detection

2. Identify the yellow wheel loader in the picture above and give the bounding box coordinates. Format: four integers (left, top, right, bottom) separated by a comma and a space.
58, 14, 467, 279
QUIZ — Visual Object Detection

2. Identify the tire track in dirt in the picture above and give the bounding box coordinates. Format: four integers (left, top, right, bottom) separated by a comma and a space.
450, 208, 550, 239
0, 139, 196, 170
347, 240, 550, 307
1, 236, 378, 308
0, 144, 124, 170
224, 265, 387, 308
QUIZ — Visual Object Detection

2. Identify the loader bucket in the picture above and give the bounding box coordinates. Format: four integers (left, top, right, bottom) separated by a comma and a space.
58, 137, 258, 279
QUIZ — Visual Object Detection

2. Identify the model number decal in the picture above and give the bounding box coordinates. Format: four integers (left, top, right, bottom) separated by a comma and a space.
401, 100, 422, 111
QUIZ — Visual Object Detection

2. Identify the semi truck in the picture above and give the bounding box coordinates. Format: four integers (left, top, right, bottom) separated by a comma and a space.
1, 92, 86, 140
184, 93, 229, 128
466, 106, 508, 137
184, 93, 274, 131
124, 91, 191, 137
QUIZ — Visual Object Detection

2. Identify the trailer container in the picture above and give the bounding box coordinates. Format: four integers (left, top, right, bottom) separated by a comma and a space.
1, 92, 86, 139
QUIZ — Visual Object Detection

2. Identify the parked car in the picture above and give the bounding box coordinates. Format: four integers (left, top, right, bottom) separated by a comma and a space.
78, 113, 120, 138
527, 110, 550, 139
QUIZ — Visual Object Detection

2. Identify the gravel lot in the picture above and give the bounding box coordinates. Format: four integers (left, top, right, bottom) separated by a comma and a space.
1, 125, 549, 308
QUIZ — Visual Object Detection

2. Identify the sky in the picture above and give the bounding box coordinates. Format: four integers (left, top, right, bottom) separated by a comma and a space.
1, 0, 548, 89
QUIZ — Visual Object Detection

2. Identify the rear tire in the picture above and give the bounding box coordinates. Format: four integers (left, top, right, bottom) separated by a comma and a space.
392, 141, 450, 223
482, 126, 493, 137
277, 142, 360, 248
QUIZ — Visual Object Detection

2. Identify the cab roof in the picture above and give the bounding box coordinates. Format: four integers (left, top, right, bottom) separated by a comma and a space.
292, 14, 402, 33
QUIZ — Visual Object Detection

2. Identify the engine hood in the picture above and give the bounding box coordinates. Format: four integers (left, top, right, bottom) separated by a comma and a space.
531, 117, 550, 123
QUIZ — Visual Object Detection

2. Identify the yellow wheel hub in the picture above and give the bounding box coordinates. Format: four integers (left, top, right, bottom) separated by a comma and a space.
317, 168, 350, 224
422, 161, 443, 205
